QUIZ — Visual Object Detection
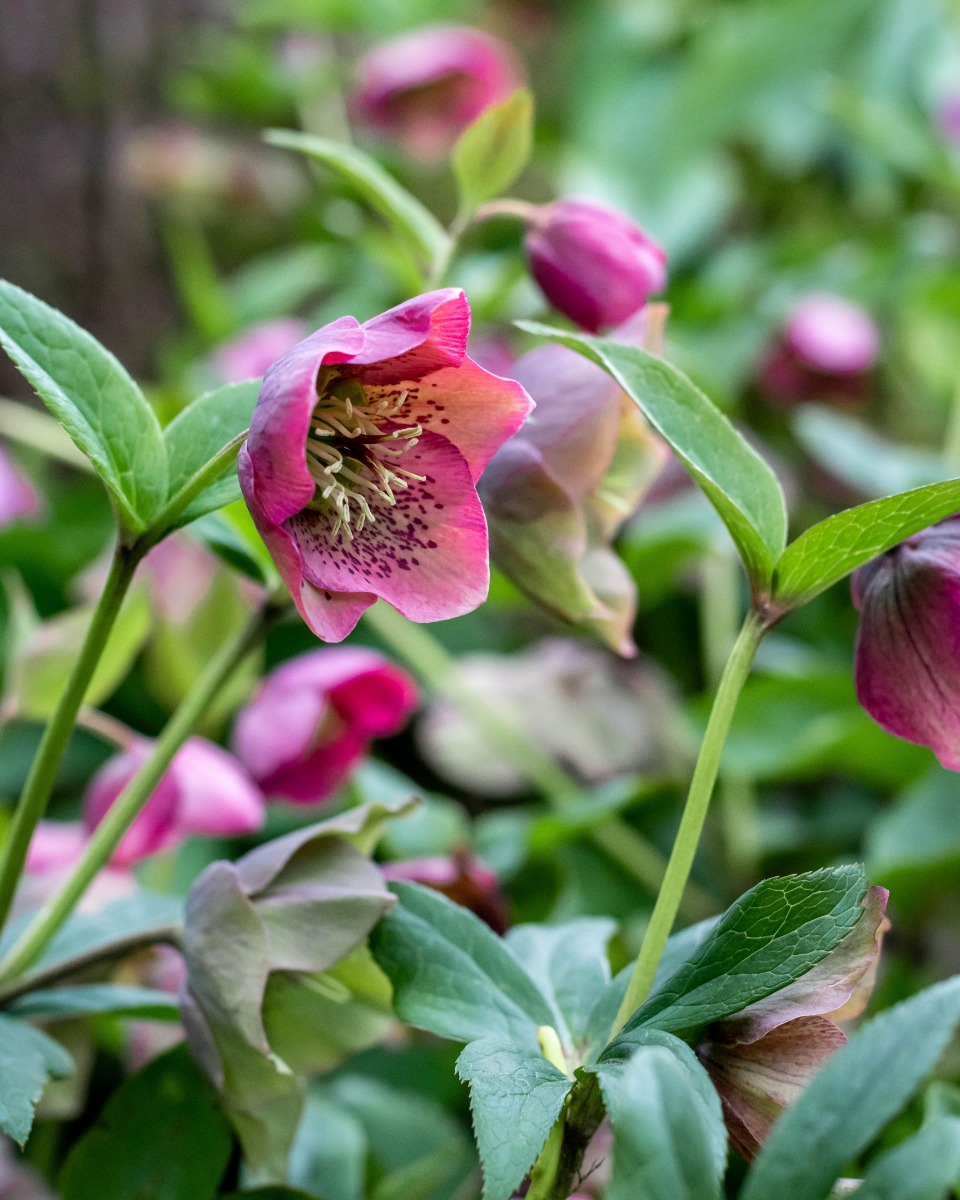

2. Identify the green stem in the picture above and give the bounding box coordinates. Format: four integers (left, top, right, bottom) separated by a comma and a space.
0, 546, 139, 933
0, 600, 277, 983
610, 609, 766, 1035
525, 1118, 565, 1200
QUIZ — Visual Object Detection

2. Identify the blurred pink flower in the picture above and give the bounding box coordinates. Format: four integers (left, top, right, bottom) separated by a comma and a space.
758, 294, 879, 405
238, 288, 532, 642
523, 199, 667, 333
935, 95, 960, 144
232, 646, 417, 804
20, 821, 134, 916
352, 25, 523, 161
0, 443, 40, 528
83, 738, 264, 866
213, 319, 308, 385
383, 849, 507, 933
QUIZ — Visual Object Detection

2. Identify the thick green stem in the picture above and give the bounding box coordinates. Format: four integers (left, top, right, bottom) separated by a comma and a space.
610, 609, 766, 1035
0, 601, 276, 983
0, 546, 139, 933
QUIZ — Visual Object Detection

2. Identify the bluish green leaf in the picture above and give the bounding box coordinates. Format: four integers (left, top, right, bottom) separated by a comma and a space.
773, 478, 960, 606
371, 882, 554, 1047
453, 90, 534, 213
456, 1039, 572, 1200
9, 984, 180, 1020
741, 977, 960, 1200
623, 866, 867, 1037
0, 280, 167, 532
517, 323, 787, 584
854, 1116, 960, 1200
265, 131, 450, 267
0, 1015, 73, 1146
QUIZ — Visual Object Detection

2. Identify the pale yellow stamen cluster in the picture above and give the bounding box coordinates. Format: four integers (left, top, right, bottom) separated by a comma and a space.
304, 383, 426, 540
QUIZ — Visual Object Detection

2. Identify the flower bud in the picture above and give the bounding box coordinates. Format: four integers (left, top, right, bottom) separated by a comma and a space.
852, 516, 960, 769
352, 25, 523, 161
523, 199, 667, 333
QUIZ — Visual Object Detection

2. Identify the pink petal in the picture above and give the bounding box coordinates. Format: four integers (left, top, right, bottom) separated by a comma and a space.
232, 681, 331, 784
329, 663, 419, 737
169, 739, 264, 838
0, 444, 40, 526
26, 821, 87, 873
288, 430, 489, 623
786, 295, 879, 375
252, 727, 367, 805
367, 353, 533, 483
343, 289, 470, 386
83, 741, 181, 865
213, 318, 308, 384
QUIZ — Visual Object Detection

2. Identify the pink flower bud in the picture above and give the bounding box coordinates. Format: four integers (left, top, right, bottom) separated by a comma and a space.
352, 25, 523, 161
523, 199, 667, 334
382, 850, 508, 933
232, 647, 418, 804
83, 738, 264, 865
0, 443, 40, 528
213, 318, 308, 385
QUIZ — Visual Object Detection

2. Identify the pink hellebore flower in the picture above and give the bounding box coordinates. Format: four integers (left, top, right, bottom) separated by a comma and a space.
759, 294, 880, 405
238, 289, 533, 642
382, 849, 508, 933
231, 646, 418, 804
213, 318, 308, 385
523, 200, 667, 334
83, 738, 265, 866
352, 25, 523, 161
0, 443, 40, 528
697, 886, 889, 1160
851, 515, 960, 769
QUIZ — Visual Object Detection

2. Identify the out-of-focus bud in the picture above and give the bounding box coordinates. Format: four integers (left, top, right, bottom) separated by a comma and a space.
83, 738, 265, 865
383, 849, 508, 933
523, 199, 667, 334
212, 319, 308, 385
418, 637, 679, 797
18, 821, 135, 917
758, 294, 879, 406
0, 443, 40, 528
351, 25, 523, 161
232, 648, 418, 805
851, 515, 960, 770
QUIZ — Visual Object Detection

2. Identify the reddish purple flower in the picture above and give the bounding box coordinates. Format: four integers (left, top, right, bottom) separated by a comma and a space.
83, 738, 265, 866
231, 647, 418, 804
0, 443, 40, 528
759, 294, 879, 406
523, 200, 667, 334
238, 289, 533, 642
382, 849, 508, 933
697, 887, 888, 1159
352, 25, 523, 161
213, 319, 308, 384
851, 515, 960, 769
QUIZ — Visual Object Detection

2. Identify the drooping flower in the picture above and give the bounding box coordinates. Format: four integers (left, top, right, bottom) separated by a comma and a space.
696, 886, 888, 1159
0, 443, 40, 528
758, 294, 879, 406
382, 849, 508, 933
480, 307, 668, 653
523, 199, 667, 334
232, 647, 418, 804
213, 319, 308, 385
83, 737, 265, 866
851, 516, 960, 769
238, 289, 533, 642
352, 25, 523, 161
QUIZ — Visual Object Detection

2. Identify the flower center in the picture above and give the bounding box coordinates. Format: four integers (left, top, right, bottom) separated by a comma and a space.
303, 373, 425, 541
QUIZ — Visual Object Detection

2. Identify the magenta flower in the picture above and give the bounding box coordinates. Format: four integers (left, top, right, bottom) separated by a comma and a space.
231, 646, 418, 804
697, 886, 888, 1159
213, 319, 307, 385
382, 850, 508, 933
238, 289, 533, 642
759, 294, 879, 405
83, 738, 265, 866
352, 25, 523, 161
851, 515, 960, 769
0, 443, 40, 528
523, 200, 667, 334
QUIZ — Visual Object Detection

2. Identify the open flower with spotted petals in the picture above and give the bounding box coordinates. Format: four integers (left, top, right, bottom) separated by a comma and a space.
238, 289, 533, 642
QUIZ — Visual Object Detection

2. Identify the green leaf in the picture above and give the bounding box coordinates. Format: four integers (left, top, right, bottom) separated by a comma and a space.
0, 280, 168, 533
162, 380, 260, 527
623, 866, 867, 1037
221, 1191, 318, 1199
265, 130, 450, 267
740, 977, 960, 1200
192, 505, 276, 585
9, 984, 180, 1020
853, 1116, 960, 1200
0, 1015, 73, 1146
456, 1038, 572, 1200
516, 323, 787, 585
773, 477, 960, 606
592, 1034, 725, 1200
289, 1090, 367, 1200
453, 90, 534, 213
370, 882, 554, 1047
867, 769, 960, 886
60, 1044, 233, 1200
